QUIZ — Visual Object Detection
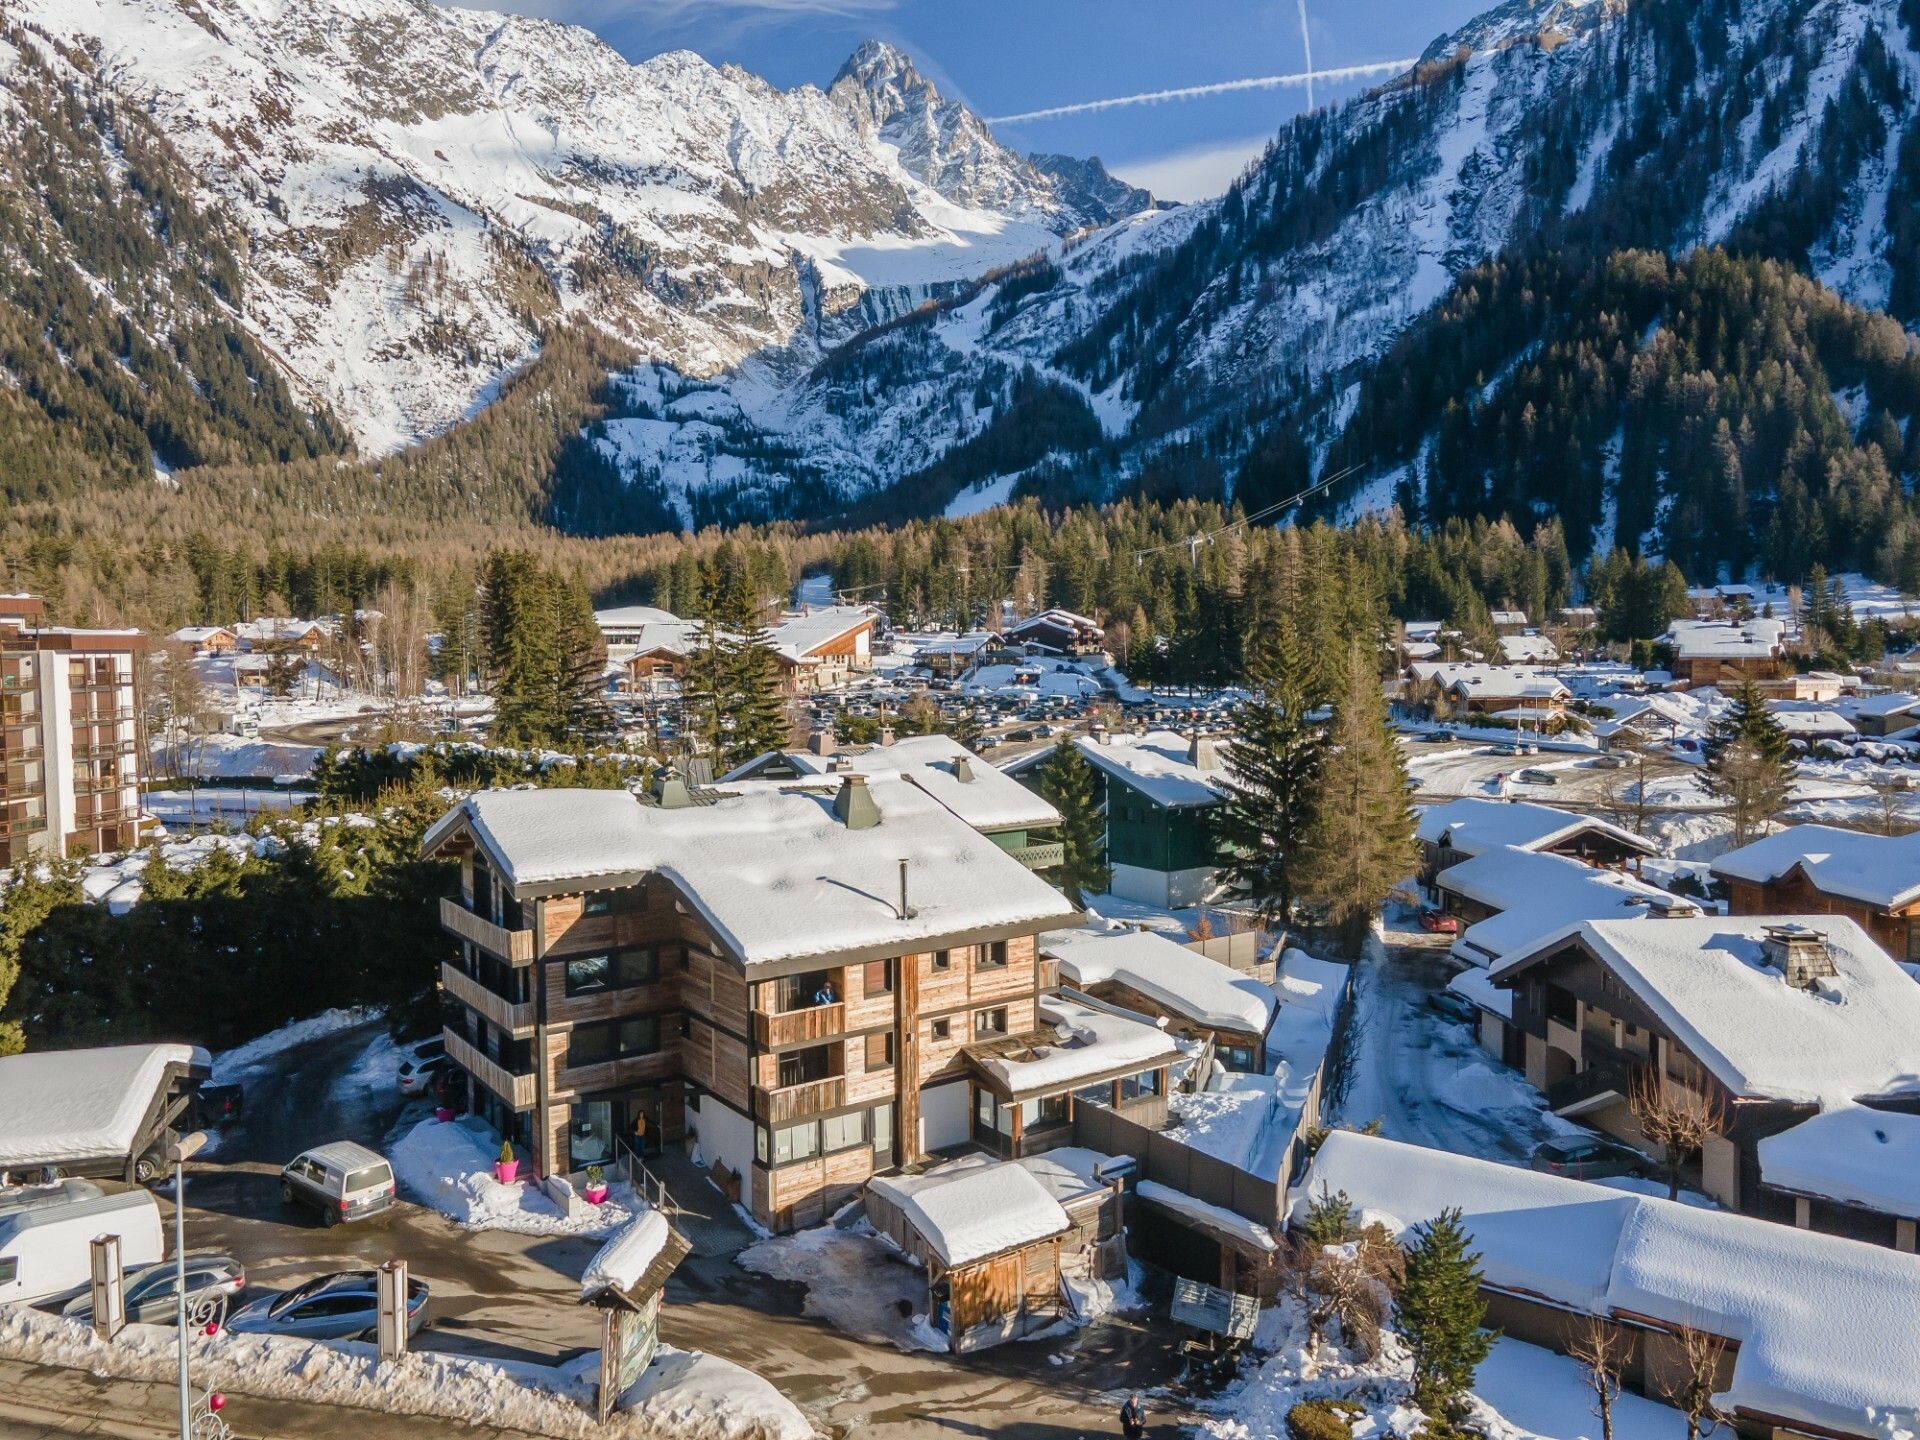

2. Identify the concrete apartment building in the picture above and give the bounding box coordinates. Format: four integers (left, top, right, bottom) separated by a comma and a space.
422, 775, 1091, 1232
0, 595, 145, 866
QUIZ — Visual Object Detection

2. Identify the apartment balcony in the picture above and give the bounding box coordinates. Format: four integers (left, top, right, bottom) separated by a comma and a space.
441, 961, 534, 1036
752, 1075, 845, 1126
443, 1029, 535, 1110
556, 1053, 667, 1099
1006, 840, 1066, 870
439, 896, 535, 964
0, 813, 47, 837
753, 1001, 844, 1050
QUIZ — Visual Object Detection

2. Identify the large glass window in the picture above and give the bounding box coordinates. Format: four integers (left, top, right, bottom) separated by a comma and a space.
569, 1015, 661, 1067
565, 947, 660, 996
771, 1123, 820, 1165
822, 1112, 865, 1153
1118, 1069, 1161, 1102
569, 1101, 616, 1168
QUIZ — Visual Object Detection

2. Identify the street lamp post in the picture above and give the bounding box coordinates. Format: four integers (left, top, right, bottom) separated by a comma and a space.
165, 1131, 229, 1440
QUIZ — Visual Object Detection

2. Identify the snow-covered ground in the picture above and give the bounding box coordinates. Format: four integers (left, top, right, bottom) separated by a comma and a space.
210, 1008, 380, 1085
389, 1116, 642, 1238
146, 787, 314, 830
739, 1223, 942, 1353
0, 1305, 811, 1440
159, 733, 324, 781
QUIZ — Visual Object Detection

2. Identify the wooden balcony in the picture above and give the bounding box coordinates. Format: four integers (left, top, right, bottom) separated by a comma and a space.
441, 961, 534, 1035
753, 1076, 845, 1125
753, 1001, 844, 1050
440, 896, 534, 964
1006, 840, 1065, 870
444, 1029, 535, 1110
556, 1052, 670, 1100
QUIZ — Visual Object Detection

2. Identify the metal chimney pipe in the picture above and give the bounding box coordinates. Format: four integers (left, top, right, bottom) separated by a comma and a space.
898, 857, 916, 919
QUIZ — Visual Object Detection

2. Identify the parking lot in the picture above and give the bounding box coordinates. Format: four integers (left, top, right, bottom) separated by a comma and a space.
164, 1019, 1194, 1439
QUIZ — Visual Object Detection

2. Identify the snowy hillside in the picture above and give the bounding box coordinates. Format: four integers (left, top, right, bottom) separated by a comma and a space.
12, 0, 1136, 455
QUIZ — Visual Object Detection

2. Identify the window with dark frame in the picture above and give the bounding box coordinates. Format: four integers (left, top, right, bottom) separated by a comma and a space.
564, 946, 660, 996
931, 1017, 950, 1040
582, 892, 614, 917
974, 1006, 1007, 1039
567, 1014, 662, 1067
976, 940, 1009, 969
865, 1031, 895, 1068
864, 957, 895, 994
931, 950, 951, 971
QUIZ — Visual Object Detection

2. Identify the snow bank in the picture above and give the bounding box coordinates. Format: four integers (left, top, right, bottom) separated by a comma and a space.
738, 1223, 940, 1352
390, 1117, 638, 1238
211, 1008, 379, 1084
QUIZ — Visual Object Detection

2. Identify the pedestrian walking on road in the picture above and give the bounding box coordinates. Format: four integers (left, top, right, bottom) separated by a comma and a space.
1120, 1393, 1147, 1440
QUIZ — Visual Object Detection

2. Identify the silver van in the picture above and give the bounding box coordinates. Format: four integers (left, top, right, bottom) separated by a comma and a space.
279, 1142, 395, 1227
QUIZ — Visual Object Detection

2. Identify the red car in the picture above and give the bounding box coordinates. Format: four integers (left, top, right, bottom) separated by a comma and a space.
1418, 908, 1459, 934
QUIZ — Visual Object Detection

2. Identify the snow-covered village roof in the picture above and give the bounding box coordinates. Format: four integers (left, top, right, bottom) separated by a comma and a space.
1408, 663, 1570, 701
0, 1044, 211, 1169
1710, 823, 1920, 910
967, 992, 1179, 1100
1496, 634, 1559, 664
1491, 916, 1920, 1105
1445, 965, 1513, 1020
766, 605, 874, 662
1415, 798, 1657, 861
1045, 925, 1276, 1036
1662, 617, 1787, 660
168, 625, 232, 644
1758, 1105, 1920, 1220
866, 1156, 1068, 1268
1440, 848, 1688, 968
1054, 730, 1234, 809
721, 735, 1061, 834
233, 617, 322, 644
1770, 707, 1855, 737
1297, 1132, 1920, 1438
424, 781, 1080, 967
593, 605, 680, 632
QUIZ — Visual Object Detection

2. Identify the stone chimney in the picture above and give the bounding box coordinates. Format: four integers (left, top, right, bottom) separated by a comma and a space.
953, 756, 975, 784
1762, 924, 1838, 990
878, 726, 896, 747
807, 727, 836, 757
833, 773, 881, 829
1188, 731, 1221, 771
652, 766, 694, 809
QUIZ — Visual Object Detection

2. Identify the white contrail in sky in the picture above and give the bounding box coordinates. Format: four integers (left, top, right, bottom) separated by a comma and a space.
1297, 0, 1316, 110
986, 60, 1415, 124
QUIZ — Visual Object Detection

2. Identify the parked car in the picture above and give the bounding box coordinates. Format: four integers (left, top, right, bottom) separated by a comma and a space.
1591, 753, 1628, 769
62, 1254, 245, 1327
1530, 1134, 1649, 1181
396, 1038, 444, 1090
280, 1142, 396, 1227
1425, 989, 1479, 1027
397, 1054, 449, 1097
1417, 908, 1460, 935
1517, 767, 1558, 785
1491, 743, 1523, 757
195, 1083, 245, 1127
1423, 729, 1456, 743
227, 1269, 429, 1342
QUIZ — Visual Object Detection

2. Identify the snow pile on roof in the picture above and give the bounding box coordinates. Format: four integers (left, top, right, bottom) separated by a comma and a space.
723, 734, 1060, 833
1136, 1179, 1276, 1252
1493, 915, 1920, 1105
1046, 925, 1275, 1035
1497, 635, 1559, 664
594, 605, 681, 631
1013, 1146, 1123, 1206
969, 992, 1180, 1096
1056, 730, 1233, 808
389, 1117, 638, 1238
0, 1044, 210, 1168
1711, 823, 1920, 910
1440, 848, 1688, 968
581, 1210, 674, 1299
1446, 966, 1514, 1020
1758, 1105, 1920, 1220
1167, 1072, 1280, 1172
428, 779, 1080, 966
766, 605, 873, 661
1408, 663, 1570, 701
867, 1157, 1068, 1267
1416, 798, 1656, 860
1663, 617, 1787, 660
1771, 708, 1856, 737
1298, 1131, 1920, 1438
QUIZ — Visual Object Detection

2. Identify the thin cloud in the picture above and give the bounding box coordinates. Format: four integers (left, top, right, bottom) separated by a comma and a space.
987, 59, 1414, 125
1108, 135, 1275, 204
1296, 0, 1316, 110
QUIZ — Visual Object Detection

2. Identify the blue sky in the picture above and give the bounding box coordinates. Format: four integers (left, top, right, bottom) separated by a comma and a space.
489, 0, 1495, 201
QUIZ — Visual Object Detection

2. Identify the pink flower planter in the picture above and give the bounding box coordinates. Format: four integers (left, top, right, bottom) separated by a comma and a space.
434, 1107, 453, 1123
493, 1160, 521, 1184
584, 1184, 609, 1206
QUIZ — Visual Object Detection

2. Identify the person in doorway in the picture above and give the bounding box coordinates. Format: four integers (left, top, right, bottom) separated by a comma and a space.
631, 1110, 649, 1157
1120, 1394, 1146, 1439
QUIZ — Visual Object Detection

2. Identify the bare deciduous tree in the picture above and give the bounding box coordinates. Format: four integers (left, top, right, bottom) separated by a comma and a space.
1569, 1315, 1627, 1440
1629, 1068, 1726, 1201
1658, 1325, 1730, 1440
151, 642, 215, 782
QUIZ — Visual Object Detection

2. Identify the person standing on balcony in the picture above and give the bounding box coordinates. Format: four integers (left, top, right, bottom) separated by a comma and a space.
814, 977, 838, 1006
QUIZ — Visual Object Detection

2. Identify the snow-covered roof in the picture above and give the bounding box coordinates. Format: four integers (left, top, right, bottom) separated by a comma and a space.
1298, 1131, 1920, 1437
594, 605, 680, 631
425, 781, 1080, 967
1005, 608, 1102, 638
0, 1044, 211, 1168
1710, 824, 1920, 910
1409, 663, 1569, 701
168, 626, 232, 643
1446, 965, 1513, 1020
766, 606, 874, 662
608, 619, 707, 659
1770, 708, 1855, 736
1662, 617, 1786, 660
1012, 1146, 1123, 1207
233, 617, 322, 643
1497, 635, 1559, 664
1136, 1179, 1276, 1252
867, 1156, 1068, 1267
1436, 845, 1671, 915
1052, 730, 1233, 809
1415, 798, 1657, 860
1045, 926, 1275, 1036
580, 1210, 674, 1299
1492, 916, 1920, 1105
1490, 610, 1528, 626
967, 992, 1180, 1098
722, 735, 1060, 833
1758, 1105, 1920, 1220
1841, 691, 1920, 720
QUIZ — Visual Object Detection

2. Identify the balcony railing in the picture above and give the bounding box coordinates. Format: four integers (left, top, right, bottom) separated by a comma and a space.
753, 1075, 844, 1125
439, 896, 535, 964
0, 814, 47, 836
444, 1029, 536, 1110
1006, 840, 1066, 870
557, 1052, 666, 1098
441, 961, 534, 1034
753, 1002, 844, 1050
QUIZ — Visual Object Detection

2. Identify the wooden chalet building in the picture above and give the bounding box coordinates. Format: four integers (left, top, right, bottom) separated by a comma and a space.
1659, 618, 1789, 690
1711, 824, 1920, 964
1489, 915, 1920, 1247
422, 774, 1086, 1232
1414, 797, 1658, 895
1002, 608, 1105, 657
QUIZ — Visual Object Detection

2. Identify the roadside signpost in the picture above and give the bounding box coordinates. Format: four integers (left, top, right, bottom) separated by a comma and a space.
376, 1259, 409, 1362
88, 1234, 124, 1341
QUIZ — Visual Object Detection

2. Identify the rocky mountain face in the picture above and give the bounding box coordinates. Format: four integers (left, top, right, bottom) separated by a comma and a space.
8, 0, 1132, 457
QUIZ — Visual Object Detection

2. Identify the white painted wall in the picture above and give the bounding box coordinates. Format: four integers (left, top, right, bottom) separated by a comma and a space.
919, 1080, 969, 1152
690, 1091, 755, 1185
1109, 861, 1216, 909
37, 659, 74, 852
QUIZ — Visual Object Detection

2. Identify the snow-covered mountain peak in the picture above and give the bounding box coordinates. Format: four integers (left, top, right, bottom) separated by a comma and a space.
1423, 0, 1626, 59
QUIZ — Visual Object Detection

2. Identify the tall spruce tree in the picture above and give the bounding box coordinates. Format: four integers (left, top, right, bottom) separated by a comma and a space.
1702, 677, 1791, 843
1215, 621, 1324, 926
1294, 639, 1418, 950
1398, 1208, 1496, 1417
723, 624, 791, 769
1034, 736, 1109, 907
552, 571, 614, 747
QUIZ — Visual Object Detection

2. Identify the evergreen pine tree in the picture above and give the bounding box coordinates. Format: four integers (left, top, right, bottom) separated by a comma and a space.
1215, 621, 1324, 927
1298, 1187, 1356, 1248
1701, 678, 1791, 844
1398, 1208, 1496, 1417
723, 626, 791, 769
551, 572, 614, 747
1033, 736, 1109, 907
1294, 639, 1418, 950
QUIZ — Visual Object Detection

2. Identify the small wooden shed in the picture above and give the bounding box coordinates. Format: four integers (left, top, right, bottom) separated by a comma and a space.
865, 1157, 1071, 1353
